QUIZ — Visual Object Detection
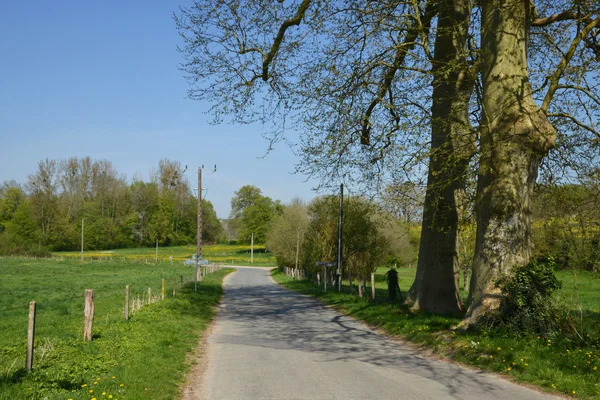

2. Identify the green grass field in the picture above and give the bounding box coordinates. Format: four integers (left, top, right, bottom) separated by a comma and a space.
273, 267, 600, 399
0, 257, 233, 399
53, 243, 277, 266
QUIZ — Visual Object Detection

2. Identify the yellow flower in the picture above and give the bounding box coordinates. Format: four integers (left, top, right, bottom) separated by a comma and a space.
497, 347, 501, 351
109, 395, 113, 399
573, 391, 576, 395
551, 384, 556, 388
119, 384, 124, 387
94, 381, 98, 385
89, 389, 94, 393
102, 392, 106, 395
82, 384, 88, 387
507, 367, 511, 371
594, 366, 598, 371
112, 376, 116, 379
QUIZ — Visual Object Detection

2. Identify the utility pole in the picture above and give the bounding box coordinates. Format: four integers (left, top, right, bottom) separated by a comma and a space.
195, 164, 216, 291
195, 167, 202, 291
337, 184, 343, 292
251, 233, 254, 264
295, 227, 300, 270
81, 218, 84, 262
155, 239, 158, 263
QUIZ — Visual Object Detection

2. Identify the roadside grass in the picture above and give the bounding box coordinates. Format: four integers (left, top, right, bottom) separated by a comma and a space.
272, 268, 600, 399
0, 257, 233, 400
53, 243, 277, 266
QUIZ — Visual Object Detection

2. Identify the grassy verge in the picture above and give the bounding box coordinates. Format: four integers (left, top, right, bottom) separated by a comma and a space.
53, 243, 276, 266
0, 258, 233, 400
272, 269, 600, 399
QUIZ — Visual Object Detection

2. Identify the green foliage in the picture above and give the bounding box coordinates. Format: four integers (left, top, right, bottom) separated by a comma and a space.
301, 196, 390, 280
490, 259, 563, 335
229, 185, 282, 243
532, 183, 600, 272
0, 157, 224, 254
266, 198, 307, 268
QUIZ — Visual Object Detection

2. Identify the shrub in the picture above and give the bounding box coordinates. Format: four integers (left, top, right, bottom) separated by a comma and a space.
490, 259, 563, 335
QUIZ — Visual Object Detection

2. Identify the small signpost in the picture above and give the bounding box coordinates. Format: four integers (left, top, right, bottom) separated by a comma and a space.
316, 261, 337, 291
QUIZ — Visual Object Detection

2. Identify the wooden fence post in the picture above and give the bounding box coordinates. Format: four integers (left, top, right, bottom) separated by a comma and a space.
26, 301, 36, 371
371, 273, 376, 300
148, 287, 152, 304
83, 290, 94, 341
161, 279, 165, 300
317, 272, 320, 287
173, 278, 177, 297
125, 285, 130, 320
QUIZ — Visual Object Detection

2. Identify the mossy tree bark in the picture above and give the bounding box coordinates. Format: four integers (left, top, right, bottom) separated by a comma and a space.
461, 0, 556, 326
407, 0, 475, 315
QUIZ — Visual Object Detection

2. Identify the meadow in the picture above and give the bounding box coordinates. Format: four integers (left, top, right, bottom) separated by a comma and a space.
53, 243, 277, 266
0, 257, 233, 399
273, 267, 600, 399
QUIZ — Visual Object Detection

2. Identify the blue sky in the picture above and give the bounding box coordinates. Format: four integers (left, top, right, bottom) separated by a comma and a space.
0, 0, 319, 218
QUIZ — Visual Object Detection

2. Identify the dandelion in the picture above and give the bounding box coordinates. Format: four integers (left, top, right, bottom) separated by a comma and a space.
525, 363, 528, 367
507, 367, 511, 371
594, 366, 598, 371
551, 384, 556, 388
109, 395, 113, 399
112, 376, 116, 379
82, 384, 88, 388
573, 391, 576, 395
89, 389, 94, 393
497, 347, 501, 351
94, 381, 98, 385
119, 384, 124, 387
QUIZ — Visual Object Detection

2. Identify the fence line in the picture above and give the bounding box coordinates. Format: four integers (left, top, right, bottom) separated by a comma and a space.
8, 263, 225, 372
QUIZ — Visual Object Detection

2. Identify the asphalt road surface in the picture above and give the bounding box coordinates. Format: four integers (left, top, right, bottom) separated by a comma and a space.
199, 267, 560, 400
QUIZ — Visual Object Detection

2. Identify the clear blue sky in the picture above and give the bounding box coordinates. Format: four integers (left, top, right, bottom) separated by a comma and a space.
0, 0, 319, 218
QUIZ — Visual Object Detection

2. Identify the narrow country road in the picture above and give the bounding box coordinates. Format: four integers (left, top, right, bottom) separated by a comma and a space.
195, 267, 560, 400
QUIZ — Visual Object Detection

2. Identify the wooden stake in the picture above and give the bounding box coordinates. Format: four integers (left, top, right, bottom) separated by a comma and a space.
83, 290, 94, 341
173, 278, 177, 297
124, 285, 130, 320
371, 273, 376, 300
148, 287, 152, 304
161, 279, 165, 300
26, 301, 36, 371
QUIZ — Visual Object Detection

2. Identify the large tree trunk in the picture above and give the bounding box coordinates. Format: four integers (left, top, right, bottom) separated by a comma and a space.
407, 0, 475, 315
461, 0, 556, 326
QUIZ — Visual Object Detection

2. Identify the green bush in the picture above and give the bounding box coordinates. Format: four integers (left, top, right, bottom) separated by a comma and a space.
491, 259, 563, 335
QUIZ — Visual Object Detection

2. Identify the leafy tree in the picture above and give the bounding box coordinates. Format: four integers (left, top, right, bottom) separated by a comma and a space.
266, 198, 308, 268
230, 185, 282, 243
176, 0, 600, 324
301, 196, 390, 289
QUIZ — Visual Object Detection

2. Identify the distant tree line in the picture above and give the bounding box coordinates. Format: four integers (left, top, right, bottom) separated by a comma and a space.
0, 157, 223, 255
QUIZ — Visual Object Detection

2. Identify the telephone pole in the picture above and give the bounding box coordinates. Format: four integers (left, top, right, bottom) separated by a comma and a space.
80, 218, 84, 262
337, 183, 343, 291
195, 165, 216, 291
